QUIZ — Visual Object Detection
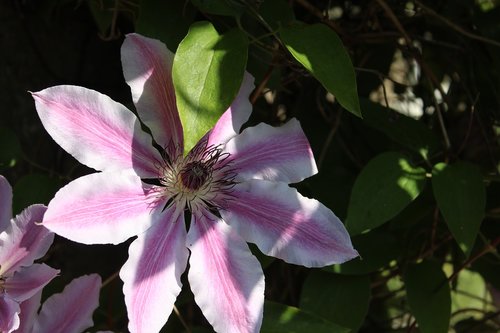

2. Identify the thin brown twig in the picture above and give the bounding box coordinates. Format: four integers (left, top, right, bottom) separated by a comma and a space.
173, 305, 191, 333
375, 0, 412, 45
448, 235, 500, 282
415, 0, 500, 48
318, 109, 343, 170
293, 0, 343, 35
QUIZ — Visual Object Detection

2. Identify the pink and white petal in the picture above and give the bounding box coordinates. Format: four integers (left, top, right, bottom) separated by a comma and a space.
0, 175, 12, 232
32, 274, 101, 333
223, 119, 317, 183
32, 85, 162, 178
187, 208, 264, 333
221, 180, 358, 267
0, 205, 52, 276
42, 171, 165, 245
14, 290, 42, 333
208, 72, 255, 147
121, 33, 183, 149
5, 264, 59, 303
120, 205, 188, 333
0, 294, 20, 333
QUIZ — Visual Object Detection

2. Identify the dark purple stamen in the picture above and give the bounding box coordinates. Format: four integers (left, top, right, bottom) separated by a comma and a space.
180, 161, 210, 190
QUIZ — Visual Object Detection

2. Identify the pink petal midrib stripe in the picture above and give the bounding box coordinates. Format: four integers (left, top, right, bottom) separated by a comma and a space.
233, 196, 330, 248
200, 219, 250, 329
234, 137, 310, 163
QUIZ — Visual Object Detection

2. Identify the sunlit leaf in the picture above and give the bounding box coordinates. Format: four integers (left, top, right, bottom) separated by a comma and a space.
404, 260, 451, 333
432, 162, 485, 256
262, 301, 349, 333
280, 23, 361, 117
346, 152, 427, 235
172, 21, 248, 154
301, 271, 370, 331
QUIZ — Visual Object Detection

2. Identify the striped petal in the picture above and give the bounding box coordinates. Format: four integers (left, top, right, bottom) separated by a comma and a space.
0, 205, 52, 276
187, 208, 264, 333
120, 205, 188, 333
5, 264, 59, 303
221, 179, 358, 267
32, 85, 162, 178
208, 72, 255, 146
121, 33, 183, 149
223, 119, 317, 183
13, 290, 41, 333
0, 294, 20, 333
42, 171, 164, 245
0, 175, 12, 232
33, 274, 101, 333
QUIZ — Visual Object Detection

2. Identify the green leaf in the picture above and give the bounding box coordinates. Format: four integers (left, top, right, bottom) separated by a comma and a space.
300, 271, 370, 331
331, 230, 401, 275
262, 301, 350, 333
136, 0, 196, 51
360, 99, 440, 159
191, 0, 245, 16
346, 152, 427, 235
172, 21, 248, 154
13, 174, 61, 215
0, 126, 22, 169
432, 162, 485, 256
280, 23, 361, 118
404, 260, 451, 333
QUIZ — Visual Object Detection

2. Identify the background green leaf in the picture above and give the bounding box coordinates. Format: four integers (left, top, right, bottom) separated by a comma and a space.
404, 260, 451, 333
136, 0, 196, 51
346, 152, 427, 235
12, 174, 61, 215
280, 23, 361, 117
331, 230, 402, 275
191, 0, 245, 17
262, 301, 349, 333
432, 162, 486, 256
0, 126, 22, 169
300, 270, 370, 331
361, 99, 440, 159
172, 21, 248, 154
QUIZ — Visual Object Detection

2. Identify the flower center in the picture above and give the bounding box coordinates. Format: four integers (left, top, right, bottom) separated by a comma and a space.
179, 161, 210, 190
153, 139, 236, 212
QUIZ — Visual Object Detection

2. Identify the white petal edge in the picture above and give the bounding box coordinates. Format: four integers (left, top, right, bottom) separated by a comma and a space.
222, 118, 318, 183
32, 274, 101, 333
43, 171, 164, 245
120, 205, 188, 333
221, 179, 359, 267
0, 204, 52, 276
32, 85, 162, 178
208, 72, 255, 147
187, 208, 264, 333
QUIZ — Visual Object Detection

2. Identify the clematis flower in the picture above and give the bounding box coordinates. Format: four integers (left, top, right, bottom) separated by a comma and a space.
13, 274, 103, 333
32, 33, 358, 333
0, 175, 58, 333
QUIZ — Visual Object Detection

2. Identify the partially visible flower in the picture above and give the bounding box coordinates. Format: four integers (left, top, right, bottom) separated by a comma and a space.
13, 274, 102, 333
32, 33, 358, 333
0, 175, 58, 333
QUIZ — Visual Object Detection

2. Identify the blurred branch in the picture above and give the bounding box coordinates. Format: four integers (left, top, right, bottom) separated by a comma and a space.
415, 0, 500, 48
